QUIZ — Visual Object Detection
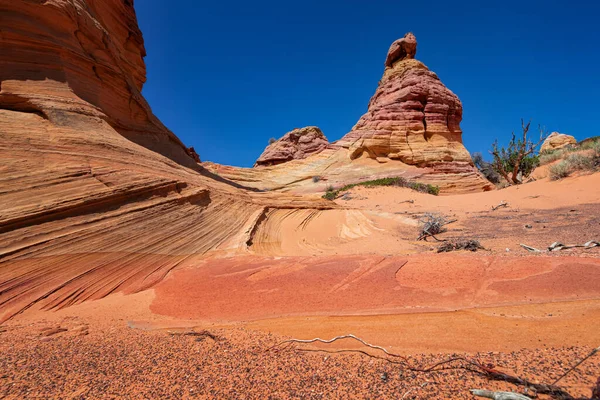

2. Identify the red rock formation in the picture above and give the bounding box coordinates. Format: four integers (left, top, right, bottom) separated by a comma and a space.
255, 126, 330, 167
384, 32, 417, 68
338, 33, 472, 168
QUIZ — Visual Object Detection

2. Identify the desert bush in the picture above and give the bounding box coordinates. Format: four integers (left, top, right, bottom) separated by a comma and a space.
490, 119, 545, 184
321, 177, 440, 200
312, 176, 321, 183
539, 149, 565, 165
418, 213, 447, 240
437, 239, 484, 253
564, 153, 594, 171
268, 137, 277, 144
549, 161, 571, 180
472, 152, 501, 184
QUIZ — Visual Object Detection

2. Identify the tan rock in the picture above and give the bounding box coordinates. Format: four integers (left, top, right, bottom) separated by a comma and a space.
540, 132, 577, 153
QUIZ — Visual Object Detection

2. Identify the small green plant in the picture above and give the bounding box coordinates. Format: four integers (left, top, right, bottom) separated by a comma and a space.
549, 161, 571, 180
539, 149, 565, 165
564, 153, 594, 171
321, 177, 439, 200
490, 119, 546, 184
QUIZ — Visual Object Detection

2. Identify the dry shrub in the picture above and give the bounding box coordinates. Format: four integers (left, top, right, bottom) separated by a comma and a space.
437, 239, 484, 253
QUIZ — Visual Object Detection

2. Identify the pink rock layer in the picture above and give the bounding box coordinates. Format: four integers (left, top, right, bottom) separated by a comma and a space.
255, 126, 330, 167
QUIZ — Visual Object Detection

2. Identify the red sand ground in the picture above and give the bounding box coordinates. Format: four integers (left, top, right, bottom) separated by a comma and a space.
2, 173, 600, 399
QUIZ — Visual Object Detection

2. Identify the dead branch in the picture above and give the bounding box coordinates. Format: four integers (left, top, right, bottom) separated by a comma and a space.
552, 347, 599, 386
438, 239, 485, 253
492, 201, 509, 211
520, 244, 542, 253
520, 241, 599, 253
267, 334, 408, 361
471, 389, 532, 400
168, 330, 220, 341
268, 334, 595, 399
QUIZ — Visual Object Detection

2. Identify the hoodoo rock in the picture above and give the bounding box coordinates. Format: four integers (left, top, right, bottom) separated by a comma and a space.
338, 33, 473, 168
540, 132, 577, 153
205, 33, 493, 193
255, 126, 330, 167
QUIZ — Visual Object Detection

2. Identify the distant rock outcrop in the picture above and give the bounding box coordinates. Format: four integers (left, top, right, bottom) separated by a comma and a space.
255, 126, 330, 167
337, 33, 472, 169
540, 132, 577, 153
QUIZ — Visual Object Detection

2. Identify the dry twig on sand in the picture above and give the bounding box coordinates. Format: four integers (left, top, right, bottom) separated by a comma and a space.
521, 241, 599, 253
168, 330, 220, 341
492, 201, 509, 211
268, 335, 599, 400
417, 213, 456, 241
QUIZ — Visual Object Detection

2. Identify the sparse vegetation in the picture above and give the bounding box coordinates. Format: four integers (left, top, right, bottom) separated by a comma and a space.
539, 149, 566, 165
321, 177, 439, 200
564, 153, 594, 170
417, 213, 449, 241
472, 152, 501, 184
549, 160, 572, 180
312, 176, 321, 183
437, 239, 484, 253
268, 137, 277, 144
490, 119, 546, 185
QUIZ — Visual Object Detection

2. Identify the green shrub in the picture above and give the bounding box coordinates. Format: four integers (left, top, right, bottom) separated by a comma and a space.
549, 161, 571, 180
539, 149, 565, 165
321, 177, 440, 200
564, 153, 594, 171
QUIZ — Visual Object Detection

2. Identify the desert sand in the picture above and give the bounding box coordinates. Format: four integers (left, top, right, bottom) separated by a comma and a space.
1, 1, 599, 399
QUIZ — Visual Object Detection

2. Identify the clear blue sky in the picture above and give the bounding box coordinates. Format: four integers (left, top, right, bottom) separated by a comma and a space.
135, 1, 600, 167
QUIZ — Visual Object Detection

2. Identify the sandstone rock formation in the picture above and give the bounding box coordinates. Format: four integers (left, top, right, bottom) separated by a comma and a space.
0, 0, 198, 168
255, 126, 330, 166
0, 0, 331, 323
208, 33, 493, 194
337, 33, 471, 168
384, 32, 417, 68
540, 132, 577, 153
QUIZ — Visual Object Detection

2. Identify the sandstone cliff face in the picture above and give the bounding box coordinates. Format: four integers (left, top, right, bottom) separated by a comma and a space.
540, 132, 577, 153
0, 0, 198, 166
0, 0, 331, 323
255, 126, 330, 167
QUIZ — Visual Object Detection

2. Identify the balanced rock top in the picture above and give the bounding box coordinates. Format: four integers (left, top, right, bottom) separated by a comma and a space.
385, 32, 417, 68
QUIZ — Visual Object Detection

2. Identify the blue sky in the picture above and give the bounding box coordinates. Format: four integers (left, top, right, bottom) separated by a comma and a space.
135, 1, 600, 167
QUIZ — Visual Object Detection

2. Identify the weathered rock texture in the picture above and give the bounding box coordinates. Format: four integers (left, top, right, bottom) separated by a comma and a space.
384, 32, 417, 68
0, 0, 331, 323
255, 126, 329, 167
337, 33, 471, 167
0, 0, 199, 167
210, 34, 493, 194
540, 132, 577, 153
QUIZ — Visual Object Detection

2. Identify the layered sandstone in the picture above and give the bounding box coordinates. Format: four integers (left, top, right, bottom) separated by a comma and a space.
337, 34, 471, 168
0, 0, 198, 166
255, 126, 330, 166
207, 34, 493, 194
0, 0, 331, 323
540, 132, 577, 153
